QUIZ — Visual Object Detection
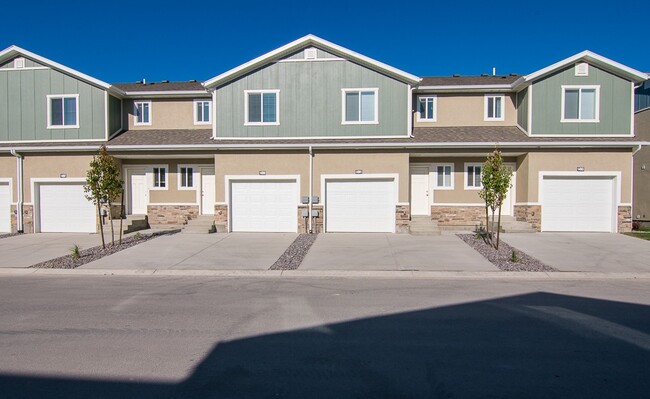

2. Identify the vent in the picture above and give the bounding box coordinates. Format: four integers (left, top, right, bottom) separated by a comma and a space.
14, 57, 25, 69
575, 62, 589, 76
304, 48, 317, 60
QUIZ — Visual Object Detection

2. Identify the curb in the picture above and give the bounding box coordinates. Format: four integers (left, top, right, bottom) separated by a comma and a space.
0, 268, 649, 280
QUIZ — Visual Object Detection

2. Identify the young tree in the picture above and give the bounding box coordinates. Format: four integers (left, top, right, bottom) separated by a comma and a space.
478, 148, 513, 250
84, 146, 123, 249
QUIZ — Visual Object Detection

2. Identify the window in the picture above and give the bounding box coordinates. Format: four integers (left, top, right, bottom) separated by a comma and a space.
153, 167, 166, 188
417, 96, 437, 121
134, 101, 151, 126
562, 86, 599, 122
245, 90, 279, 125
178, 166, 194, 189
465, 164, 482, 189
194, 100, 211, 125
435, 164, 453, 189
47, 95, 79, 128
342, 88, 378, 124
484, 95, 504, 121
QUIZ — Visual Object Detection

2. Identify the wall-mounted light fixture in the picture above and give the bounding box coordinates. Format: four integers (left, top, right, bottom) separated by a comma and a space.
355, 170, 363, 174
259, 171, 266, 175
576, 167, 585, 172
59, 173, 67, 178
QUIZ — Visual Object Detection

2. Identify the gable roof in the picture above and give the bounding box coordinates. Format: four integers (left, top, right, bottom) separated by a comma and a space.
518, 50, 648, 86
203, 34, 421, 88
419, 75, 520, 87
0, 45, 125, 96
113, 81, 205, 92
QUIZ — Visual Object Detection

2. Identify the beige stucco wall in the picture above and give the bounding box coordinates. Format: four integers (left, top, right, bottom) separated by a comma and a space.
0, 155, 16, 201
413, 93, 517, 127
633, 109, 650, 219
122, 159, 209, 204
124, 98, 211, 130
21, 154, 94, 203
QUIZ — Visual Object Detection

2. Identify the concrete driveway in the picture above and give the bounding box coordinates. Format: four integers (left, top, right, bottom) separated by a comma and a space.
0, 233, 104, 268
82, 233, 297, 270
301, 234, 496, 271
501, 233, 650, 272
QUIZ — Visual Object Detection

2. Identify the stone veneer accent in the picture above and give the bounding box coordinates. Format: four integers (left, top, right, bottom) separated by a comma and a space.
618, 205, 632, 233
431, 205, 486, 229
147, 205, 199, 225
10, 204, 33, 233
514, 205, 542, 232
395, 205, 410, 233
214, 204, 228, 232
311, 205, 324, 233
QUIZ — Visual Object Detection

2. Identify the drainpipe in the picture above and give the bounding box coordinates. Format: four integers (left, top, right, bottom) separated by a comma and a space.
10, 149, 24, 233
308, 145, 313, 233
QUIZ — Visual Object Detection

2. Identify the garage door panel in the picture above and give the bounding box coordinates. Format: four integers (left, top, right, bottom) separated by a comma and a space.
0, 182, 10, 233
231, 181, 297, 232
542, 177, 614, 232
39, 183, 96, 233
326, 179, 395, 233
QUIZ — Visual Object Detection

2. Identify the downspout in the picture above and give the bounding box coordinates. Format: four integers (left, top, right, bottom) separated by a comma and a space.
308, 145, 313, 233
10, 149, 24, 233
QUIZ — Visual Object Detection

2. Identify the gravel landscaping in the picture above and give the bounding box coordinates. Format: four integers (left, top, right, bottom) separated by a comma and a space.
458, 234, 557, 272
270, 233, 318, 270
0, 233, 20, 240
30, 230, 179, 269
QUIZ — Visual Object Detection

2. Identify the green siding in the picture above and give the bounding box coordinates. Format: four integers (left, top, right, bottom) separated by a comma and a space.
108, 95, 122, 135
0, 67, 106, 142
530, 64, 632, 135
516, 87, 528, 131
216, 58, 409, 138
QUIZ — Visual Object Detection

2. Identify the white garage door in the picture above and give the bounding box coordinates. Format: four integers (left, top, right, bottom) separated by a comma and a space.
38, 183, 96, 233
325, 179, 395, 233
230, 180, 297, 232
542, 176, 615, 232
0, 182, 10, 233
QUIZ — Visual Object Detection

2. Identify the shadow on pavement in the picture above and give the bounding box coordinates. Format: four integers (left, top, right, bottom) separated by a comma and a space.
2, 292, 649, 398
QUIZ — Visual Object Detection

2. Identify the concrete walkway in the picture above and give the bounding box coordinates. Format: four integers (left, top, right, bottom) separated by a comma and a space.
301, 234, 496, 271
0, 233, 105, 268
82, 233, 297, 270
501, 233, 650, 273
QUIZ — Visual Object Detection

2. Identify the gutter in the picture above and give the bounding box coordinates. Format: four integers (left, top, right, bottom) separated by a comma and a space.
9, 150, 23, 233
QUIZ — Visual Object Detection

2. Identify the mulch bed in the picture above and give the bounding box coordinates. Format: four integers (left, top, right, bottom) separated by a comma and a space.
30, 230, 179, 269
269, 234, 318, 270
458, 234, 557, 272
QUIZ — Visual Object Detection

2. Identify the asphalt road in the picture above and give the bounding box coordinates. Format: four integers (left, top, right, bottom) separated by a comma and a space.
0, 276, 649, 398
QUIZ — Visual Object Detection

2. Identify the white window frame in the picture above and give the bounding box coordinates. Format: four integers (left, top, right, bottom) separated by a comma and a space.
560, 85, 600, 123
150, 165, 168, 191
341, 88, 379, 125
134, 100, 152, 126
193, 99, 212, 125
177, 164, 197, 190
484, 94, 505, 121
434, 163, 454, 190
244, 90, 280, 126
464, 163, 483, 190
417, 95, 437, 122
46, 94, 79, 129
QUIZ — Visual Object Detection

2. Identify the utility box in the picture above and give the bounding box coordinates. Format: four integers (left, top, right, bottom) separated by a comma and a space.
301, 209, 309, 217
311, 196, 320, 204
312, 210, 320, 217
301, 196, 310, 204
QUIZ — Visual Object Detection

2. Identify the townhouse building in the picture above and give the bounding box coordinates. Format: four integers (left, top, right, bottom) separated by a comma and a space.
0, 35, 647, 235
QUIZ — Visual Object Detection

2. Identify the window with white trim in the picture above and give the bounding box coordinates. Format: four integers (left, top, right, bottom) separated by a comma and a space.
484, 95, 504, 121
342, 88, 378, 124
47, 95, 79, 128
134, 101, 151, 125
435, 164, 453, 189
417, 96, 437, 121
194, 100, 211, 124
178, 166, 194, 189
245, 90, 279, 125
152, 167, 166, 188
562, 86, 599, 122
465, 164, 482, 189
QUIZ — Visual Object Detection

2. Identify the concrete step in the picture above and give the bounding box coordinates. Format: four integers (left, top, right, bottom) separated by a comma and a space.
490, 218, 536, 233
108, 215, 149, 234
409, 216, 442, 236
182, 216, 216, 234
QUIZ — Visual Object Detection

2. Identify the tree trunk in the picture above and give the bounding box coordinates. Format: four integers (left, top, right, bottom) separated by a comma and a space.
97, 203, 105, 249
491, 208, 496, 247
119, 189, 124, 245
496, 201, 503, 250
108, 200, 115, 246
484, 204, 490, 244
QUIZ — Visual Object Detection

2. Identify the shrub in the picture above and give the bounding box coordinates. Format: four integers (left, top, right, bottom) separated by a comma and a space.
70, 244, 81, 260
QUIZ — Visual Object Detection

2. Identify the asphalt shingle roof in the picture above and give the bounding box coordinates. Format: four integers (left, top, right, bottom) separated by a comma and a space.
112, 81, 205, 92
419, 75, 520, 86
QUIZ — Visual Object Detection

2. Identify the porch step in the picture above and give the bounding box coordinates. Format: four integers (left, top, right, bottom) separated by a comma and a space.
409, 216, 441, 236
108, 214, 149, 235
490, 216, 536, 233
182, 215, 216, 234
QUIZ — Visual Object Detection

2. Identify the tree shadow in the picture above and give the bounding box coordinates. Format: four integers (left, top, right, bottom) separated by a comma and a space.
2, 292, 649, 398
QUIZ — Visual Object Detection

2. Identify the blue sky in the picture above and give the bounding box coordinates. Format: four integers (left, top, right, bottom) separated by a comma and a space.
1, 0, 647, 83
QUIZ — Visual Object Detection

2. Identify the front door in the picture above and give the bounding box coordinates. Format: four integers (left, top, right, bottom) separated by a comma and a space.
410, 167, 430, 216
129, 169, 148, 215
201, 168, 215, 215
